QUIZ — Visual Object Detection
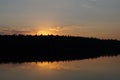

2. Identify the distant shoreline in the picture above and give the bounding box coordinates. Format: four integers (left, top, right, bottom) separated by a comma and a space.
0, 35, 120, 63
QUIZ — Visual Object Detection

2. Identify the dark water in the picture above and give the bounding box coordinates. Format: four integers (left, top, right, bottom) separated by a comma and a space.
0, 55, 120, 80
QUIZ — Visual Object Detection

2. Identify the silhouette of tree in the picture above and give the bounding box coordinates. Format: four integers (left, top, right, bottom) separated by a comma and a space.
0, 34, 120, 63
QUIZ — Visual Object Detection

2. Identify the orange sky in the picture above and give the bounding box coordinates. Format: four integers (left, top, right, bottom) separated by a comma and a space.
0, 0, 120, 39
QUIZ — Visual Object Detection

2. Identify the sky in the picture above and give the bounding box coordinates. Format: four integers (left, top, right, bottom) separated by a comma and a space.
0, 0, 120, 39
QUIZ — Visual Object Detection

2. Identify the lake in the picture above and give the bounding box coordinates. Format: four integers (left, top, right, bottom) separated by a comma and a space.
0, 55, 120, 80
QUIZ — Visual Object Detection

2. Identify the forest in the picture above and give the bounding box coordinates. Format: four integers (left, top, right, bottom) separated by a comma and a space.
0, 35, 120, 63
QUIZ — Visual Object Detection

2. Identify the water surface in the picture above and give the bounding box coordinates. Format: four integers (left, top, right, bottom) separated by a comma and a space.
0, 56, 120, 80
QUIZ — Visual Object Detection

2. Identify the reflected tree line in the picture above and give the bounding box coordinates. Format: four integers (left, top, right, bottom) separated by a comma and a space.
0, 35, 120, 63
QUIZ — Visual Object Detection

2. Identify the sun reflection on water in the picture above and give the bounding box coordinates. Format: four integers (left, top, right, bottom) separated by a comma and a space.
36, 62, 61, 70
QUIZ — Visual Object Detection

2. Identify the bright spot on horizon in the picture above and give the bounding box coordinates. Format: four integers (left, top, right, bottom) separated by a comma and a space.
37, 62, 60, 70
36, 27, 60, 35
37, 30, 52, 35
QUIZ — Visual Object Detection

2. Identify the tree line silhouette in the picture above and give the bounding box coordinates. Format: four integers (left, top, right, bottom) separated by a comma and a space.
0, 34, 120, 63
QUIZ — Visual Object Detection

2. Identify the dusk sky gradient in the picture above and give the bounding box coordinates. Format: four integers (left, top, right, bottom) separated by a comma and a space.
0, 0, 120, 39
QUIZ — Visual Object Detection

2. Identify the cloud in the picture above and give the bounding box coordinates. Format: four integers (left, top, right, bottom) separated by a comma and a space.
0, 27, 33, 35
90, 0, 96, 1
0, 25, 40, 35
81, 0, 96, 8
49, 24, 88, 34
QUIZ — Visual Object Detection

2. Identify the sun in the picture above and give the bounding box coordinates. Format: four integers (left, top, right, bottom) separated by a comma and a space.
37, 30, 52, 35
37, 27, 58, 35
39, 31, 50, 35
36, 26, 62, 35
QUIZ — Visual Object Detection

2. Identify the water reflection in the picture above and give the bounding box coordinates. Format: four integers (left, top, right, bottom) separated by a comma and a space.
0, 56, 120, 80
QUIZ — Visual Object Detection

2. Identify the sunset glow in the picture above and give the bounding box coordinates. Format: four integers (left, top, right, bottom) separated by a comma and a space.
36, 26, 61, 35
0, 0, 120, 80
37, 30, 51, 35
37, 62, 60, 70
0, 0, 120, 39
